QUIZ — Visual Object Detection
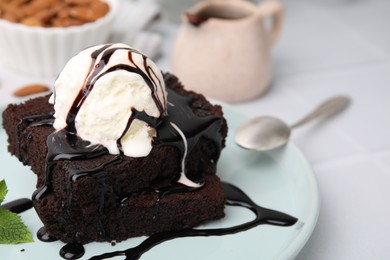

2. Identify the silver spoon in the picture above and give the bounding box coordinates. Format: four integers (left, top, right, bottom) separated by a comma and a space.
234, 96, 351, 151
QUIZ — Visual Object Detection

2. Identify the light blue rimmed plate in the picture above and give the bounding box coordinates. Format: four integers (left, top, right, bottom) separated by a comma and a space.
0, 105, 319, 260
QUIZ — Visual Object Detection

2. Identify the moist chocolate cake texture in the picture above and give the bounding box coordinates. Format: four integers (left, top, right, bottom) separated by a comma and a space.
2, 73, 228, 244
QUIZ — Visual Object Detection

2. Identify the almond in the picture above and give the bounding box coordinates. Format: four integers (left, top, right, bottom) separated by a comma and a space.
57, 8, 71, 19
21, 17, 44, 27
69, 6, 100, 22
13, 84, 50, 97
2, 12, 19, 23
91, 1, 109, 17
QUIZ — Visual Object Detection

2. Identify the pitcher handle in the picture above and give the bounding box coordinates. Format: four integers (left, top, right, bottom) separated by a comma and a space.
258, 0, 284, 46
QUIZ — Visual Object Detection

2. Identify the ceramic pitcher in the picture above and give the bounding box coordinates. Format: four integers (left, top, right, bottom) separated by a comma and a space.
171, 0, 284, 103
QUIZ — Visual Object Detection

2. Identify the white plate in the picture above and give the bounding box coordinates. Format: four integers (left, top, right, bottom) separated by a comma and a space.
0, 106, 319, 260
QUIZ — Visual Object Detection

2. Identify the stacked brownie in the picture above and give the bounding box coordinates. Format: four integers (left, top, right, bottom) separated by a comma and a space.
2, 73, 228, 244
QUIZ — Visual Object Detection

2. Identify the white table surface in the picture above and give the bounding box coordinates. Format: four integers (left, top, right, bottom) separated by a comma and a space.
1, 0, 389, 259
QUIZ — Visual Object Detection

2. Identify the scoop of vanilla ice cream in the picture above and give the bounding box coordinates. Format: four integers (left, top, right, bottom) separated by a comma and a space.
49, 43, 167, 157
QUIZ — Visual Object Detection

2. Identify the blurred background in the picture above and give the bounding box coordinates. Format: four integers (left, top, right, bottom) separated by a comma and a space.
1, 0, 389, 259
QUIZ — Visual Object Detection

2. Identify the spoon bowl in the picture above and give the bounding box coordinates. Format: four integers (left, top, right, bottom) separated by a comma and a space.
235, 116, 291, 151
234, 96, 351, 151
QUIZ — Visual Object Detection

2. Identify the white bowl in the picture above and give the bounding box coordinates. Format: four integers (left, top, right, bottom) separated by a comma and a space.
0, 0, 119, 77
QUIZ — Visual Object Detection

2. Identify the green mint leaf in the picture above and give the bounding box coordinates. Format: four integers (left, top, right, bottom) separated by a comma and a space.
0, 179, 7, 205
0, 208, 33, 244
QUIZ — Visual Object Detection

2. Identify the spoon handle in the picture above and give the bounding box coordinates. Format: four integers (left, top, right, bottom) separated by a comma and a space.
290, 96, 351, 129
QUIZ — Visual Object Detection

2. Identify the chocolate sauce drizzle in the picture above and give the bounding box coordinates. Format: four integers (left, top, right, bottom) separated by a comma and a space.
16, 112, 54, 162
60, 243, 85, 260
8, 182, 297, 260
37, 227, 58, 242
12, 43, 298, 259
22, 43, 224, 248
37, 227, 85, 260
88, 182, 297, 260
65, 44, 165, 134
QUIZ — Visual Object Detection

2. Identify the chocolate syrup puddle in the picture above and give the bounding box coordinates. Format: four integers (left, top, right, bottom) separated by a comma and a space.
60, 243, 85, 260
37, 227, 58, 242
37, 226, 84, 260
89, 182, 298, 260
5, 181, 297, 260
0, 198, 33, 213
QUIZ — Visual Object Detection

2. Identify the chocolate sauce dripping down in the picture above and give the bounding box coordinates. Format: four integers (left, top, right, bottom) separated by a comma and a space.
31, 130, 109, 238
37, 226, 84, 259
89, 182, 298, 260
32, 130, 108, 203
156, 88, 223, 160
8, 43, 297, 260
65, 44, 112, 133
128, 51, 166, 116
16, 112, 54, 161
37, 227, 85, 260
58, 182, 297, 260
2, 180, 297, 260
68, 155, 123, 240
60, 243, 85, 260
37, 227, 58, 242
104, 63, 165, 117
20, 46, 241, 260
29, 80, 223, 242
66, 45, 165, 134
